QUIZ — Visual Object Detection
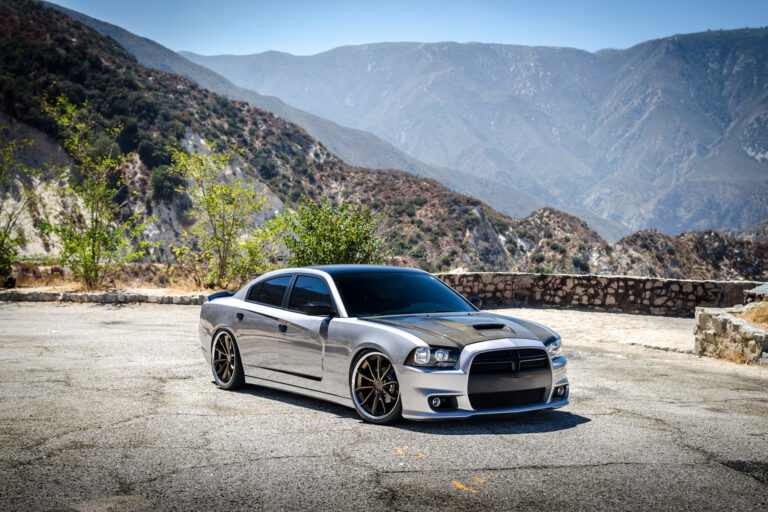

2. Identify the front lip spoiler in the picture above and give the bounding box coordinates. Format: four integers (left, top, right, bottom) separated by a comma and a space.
401, 398, 570, 421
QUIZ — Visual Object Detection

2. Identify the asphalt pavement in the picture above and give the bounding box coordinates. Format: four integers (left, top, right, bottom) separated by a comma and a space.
0, 302, 766, 511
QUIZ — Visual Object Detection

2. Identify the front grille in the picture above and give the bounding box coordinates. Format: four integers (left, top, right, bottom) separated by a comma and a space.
468, 348, 550, 410
470, 348, 549, 374
468, 388, 546, 410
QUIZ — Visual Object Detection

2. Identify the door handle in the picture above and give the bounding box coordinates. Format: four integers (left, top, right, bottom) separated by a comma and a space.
278, 324, 287, 333
236, 313, 244, 321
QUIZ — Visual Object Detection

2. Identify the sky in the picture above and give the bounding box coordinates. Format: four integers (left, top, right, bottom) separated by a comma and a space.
51, 0, 768, 56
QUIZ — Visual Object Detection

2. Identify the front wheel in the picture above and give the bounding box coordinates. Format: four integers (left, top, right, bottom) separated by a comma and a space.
211, 330, 244, 390
350, 351, 402, 424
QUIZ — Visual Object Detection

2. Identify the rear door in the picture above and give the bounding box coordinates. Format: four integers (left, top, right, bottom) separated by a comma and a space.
272, 275, 335, 380
236, 275, 292, 371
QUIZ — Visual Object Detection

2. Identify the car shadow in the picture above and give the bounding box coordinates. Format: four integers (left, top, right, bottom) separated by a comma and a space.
230, 383, 590, 434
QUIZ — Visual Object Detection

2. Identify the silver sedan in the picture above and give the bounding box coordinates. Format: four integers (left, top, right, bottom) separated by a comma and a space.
199, 265, 569, 423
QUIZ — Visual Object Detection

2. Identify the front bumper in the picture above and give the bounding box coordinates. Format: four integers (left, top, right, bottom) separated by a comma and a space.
396, 338, 568, 420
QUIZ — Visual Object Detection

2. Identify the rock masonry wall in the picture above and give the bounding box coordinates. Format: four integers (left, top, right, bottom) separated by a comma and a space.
694, 304, 768, 365
0, 272, 763, 318
0, 290, 207, 305
437, 272, 762, 317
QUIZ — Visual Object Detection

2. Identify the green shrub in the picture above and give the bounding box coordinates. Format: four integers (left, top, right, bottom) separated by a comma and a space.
548, 241, 566, 254
572, 256, 590, 273
531, 253, 545, 263
41, 97, 153, 290
150, 165, 184, 202
170, 143, 272, 288
0, 132, 37, 278
271, 196, 386, 266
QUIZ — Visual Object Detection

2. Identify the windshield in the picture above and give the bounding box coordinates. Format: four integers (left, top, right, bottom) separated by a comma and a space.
333, 272, 475, 317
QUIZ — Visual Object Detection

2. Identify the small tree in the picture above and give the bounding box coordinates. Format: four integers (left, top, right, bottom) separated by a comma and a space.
170, 145, 274, 288
42, 97, 153, 290
272, 196, 386, 266
0, 130, 38, 280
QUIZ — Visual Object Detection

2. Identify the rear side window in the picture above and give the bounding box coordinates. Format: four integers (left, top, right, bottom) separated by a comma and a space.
255, 276, 292, 307
246, 283, 262, 302
288, 276, 332, 313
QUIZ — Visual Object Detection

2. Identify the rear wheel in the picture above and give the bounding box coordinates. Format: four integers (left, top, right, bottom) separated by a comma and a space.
350, 351, 402, 424
211, 330, 244, 390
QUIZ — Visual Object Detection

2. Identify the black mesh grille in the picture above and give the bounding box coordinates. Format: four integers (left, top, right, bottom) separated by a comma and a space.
468, 388, 546, 410
470, 348, 549, 374
468, 348, 550, 410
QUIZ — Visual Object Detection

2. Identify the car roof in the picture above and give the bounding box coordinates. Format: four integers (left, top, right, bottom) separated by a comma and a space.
307, 264, 426, 276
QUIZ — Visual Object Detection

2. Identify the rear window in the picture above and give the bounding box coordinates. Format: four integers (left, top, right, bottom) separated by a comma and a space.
255, 276, 292, 307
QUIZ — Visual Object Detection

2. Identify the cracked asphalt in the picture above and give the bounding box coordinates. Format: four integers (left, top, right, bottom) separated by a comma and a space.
1, 302, 767, 511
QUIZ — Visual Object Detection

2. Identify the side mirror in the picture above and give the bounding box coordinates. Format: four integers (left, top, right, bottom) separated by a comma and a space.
305, 302, 333, 317
468, 296, 483, 309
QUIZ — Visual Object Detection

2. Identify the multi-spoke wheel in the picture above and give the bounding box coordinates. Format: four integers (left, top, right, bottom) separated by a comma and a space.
211, 330, 244, 390
350, 351, 402, 424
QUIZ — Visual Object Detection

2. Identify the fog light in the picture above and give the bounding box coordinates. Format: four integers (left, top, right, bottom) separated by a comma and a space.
414, 347, 430, 365
556, 386, 566, 397
428, 396, 458, 411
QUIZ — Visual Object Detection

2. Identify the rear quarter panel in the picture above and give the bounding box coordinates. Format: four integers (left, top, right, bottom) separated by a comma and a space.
199, 299, 240, 364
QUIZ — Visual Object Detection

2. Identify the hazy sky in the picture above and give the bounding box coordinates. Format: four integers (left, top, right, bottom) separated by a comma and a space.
51, 0, 768, 56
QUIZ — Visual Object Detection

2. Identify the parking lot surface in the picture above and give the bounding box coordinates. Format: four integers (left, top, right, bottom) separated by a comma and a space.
1, 302, 766, 511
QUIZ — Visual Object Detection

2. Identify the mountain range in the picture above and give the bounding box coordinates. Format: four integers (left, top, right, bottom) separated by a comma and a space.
1, 0, 766, 281
49, 2, 630, 241
181, 32, 768, 236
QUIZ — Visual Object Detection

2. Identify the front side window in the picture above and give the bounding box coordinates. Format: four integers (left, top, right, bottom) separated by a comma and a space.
256, 276, 292, 307
288, 276, 332, 313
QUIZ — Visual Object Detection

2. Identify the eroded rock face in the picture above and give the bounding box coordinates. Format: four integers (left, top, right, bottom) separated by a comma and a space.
694, 304, 768, 365
467, 208, 508, 270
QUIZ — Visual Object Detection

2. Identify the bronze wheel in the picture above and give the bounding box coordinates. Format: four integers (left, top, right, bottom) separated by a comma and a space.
351, 351, 401, 424
211, 331, 244, 390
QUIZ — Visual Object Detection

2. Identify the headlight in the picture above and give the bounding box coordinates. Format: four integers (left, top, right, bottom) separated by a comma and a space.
545, 337, 562, 358
406, 347, 460, 368
414, 347, 430, 365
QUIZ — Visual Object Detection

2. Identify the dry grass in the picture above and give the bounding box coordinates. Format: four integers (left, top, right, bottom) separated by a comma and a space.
10, 262, 209, 293
737, 302, 768, 330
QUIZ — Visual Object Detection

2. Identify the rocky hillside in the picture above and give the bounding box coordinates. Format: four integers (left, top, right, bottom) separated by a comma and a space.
183, 32, 768, 235
729, 218, 768, 243
47, 1, 547, 227
495, 208, 768, 281
0, 0, 517, 271
1, 0, 766, 281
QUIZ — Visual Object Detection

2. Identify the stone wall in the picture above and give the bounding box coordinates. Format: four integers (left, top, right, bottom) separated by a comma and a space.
437, 272, 763, 317
1, 273, 764, 318
694, 304, 768, 365
0, 290, 207, 305
744, 284, 768, 304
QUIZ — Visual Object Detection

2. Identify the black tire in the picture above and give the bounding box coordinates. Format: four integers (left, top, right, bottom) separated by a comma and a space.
211, 330, 244, 390
350, 351, 402, 424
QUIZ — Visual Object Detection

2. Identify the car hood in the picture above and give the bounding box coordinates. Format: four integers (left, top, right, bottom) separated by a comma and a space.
362, 312, 559, 350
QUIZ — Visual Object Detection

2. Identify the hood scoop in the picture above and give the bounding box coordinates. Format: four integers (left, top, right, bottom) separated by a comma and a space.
472, 323, 508, 331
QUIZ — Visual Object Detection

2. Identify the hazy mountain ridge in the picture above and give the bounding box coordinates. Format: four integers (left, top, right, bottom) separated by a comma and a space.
51, 2, 632, 240
1, 0, 766, 280
182, 32, 768, 234
0, 0, 517, 271
47, 2, 550, 226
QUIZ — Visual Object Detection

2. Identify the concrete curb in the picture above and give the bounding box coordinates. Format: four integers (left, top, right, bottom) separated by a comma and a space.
0, 290, 208, 305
